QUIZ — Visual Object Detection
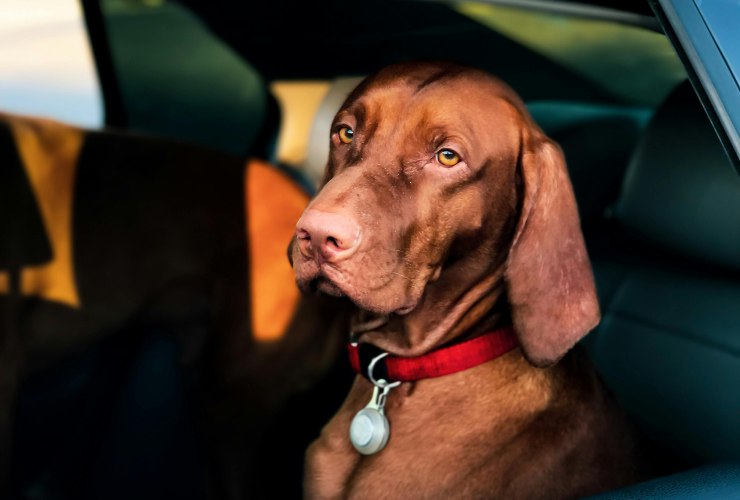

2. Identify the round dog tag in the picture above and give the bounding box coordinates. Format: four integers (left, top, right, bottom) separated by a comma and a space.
350, 407, 390, 455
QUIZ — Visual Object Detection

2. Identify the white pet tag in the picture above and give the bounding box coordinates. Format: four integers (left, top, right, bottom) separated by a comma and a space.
350, 383, 393, 455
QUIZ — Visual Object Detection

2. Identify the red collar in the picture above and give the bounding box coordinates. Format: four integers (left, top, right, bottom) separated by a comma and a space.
348, 326, 518, 383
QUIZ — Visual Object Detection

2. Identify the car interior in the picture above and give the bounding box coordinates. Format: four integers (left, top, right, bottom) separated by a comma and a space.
1, 0, 739, 499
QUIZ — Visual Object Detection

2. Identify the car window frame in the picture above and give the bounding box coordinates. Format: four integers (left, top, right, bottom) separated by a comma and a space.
650, 0, 740, 174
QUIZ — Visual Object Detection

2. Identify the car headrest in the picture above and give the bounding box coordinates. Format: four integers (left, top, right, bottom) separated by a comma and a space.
0, 118, 53, 269
303, 77, 364, 186
615, 82, 740, 270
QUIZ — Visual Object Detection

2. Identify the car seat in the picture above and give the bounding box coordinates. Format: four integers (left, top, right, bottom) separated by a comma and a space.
1, 111, 308, 499
582, 81, 740, 496
98, 0, 272, 158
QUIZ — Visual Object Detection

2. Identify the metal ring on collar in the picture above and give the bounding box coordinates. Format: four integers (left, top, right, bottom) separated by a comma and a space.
368, 352, 401, 388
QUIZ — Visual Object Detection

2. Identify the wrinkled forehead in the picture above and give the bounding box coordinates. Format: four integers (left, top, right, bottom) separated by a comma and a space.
338, 68, 522, 129
336, 67, 523, 147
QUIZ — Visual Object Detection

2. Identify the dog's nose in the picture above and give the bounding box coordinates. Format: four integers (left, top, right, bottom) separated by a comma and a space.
296, 209, 360, 262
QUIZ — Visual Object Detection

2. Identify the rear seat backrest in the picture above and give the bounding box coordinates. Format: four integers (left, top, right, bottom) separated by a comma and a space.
527, 101, 649, 225
303, 77, 364, 186
584, 82, 740, 464
616, 86, 740, 270
102, 1, 269, 157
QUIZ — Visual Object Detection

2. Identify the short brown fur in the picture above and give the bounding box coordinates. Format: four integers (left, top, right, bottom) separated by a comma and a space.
292, 62, 643, 499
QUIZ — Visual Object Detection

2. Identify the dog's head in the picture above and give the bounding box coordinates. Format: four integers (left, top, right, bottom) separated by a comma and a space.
291, 62, 599, 366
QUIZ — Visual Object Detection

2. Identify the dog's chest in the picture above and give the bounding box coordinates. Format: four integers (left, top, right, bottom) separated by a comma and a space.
304, 353, 636, 500
304, 368, 547, 499
306, 409, 521, 500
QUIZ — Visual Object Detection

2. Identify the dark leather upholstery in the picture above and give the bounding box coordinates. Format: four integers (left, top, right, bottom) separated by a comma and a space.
590, 462, 740, 499
615, 86, 740, 270
582, 82, 740, 474
528, 101, 649, 225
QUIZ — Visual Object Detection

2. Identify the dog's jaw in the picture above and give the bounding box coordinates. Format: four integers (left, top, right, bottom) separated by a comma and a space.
354, 264, 510, 357
293, 247, 431, 317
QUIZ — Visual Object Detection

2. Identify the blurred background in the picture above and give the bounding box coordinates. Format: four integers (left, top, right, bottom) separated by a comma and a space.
1, 1, 739, 500
1, 0, 685, 176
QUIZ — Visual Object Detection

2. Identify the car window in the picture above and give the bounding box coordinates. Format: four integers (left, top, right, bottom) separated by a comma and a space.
655, 0, 740, 172
0, 0, 103, 127
455, 2, 687, 106
267, 2, 689, 175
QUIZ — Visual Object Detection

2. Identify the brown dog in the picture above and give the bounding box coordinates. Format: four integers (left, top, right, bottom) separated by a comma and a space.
291, 62, 643, 498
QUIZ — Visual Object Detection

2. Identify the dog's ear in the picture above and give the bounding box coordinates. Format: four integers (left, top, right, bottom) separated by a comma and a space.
505, 126, 600, 367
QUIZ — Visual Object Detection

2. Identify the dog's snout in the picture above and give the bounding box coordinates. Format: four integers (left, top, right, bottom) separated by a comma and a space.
296, 209, 360, 262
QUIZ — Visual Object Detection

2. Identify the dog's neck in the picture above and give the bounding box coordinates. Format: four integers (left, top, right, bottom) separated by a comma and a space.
352, 262, 509, 357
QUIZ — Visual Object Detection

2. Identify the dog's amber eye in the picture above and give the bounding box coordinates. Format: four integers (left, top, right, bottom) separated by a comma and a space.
338, 127, 354, 144
437, 149, 460, 167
